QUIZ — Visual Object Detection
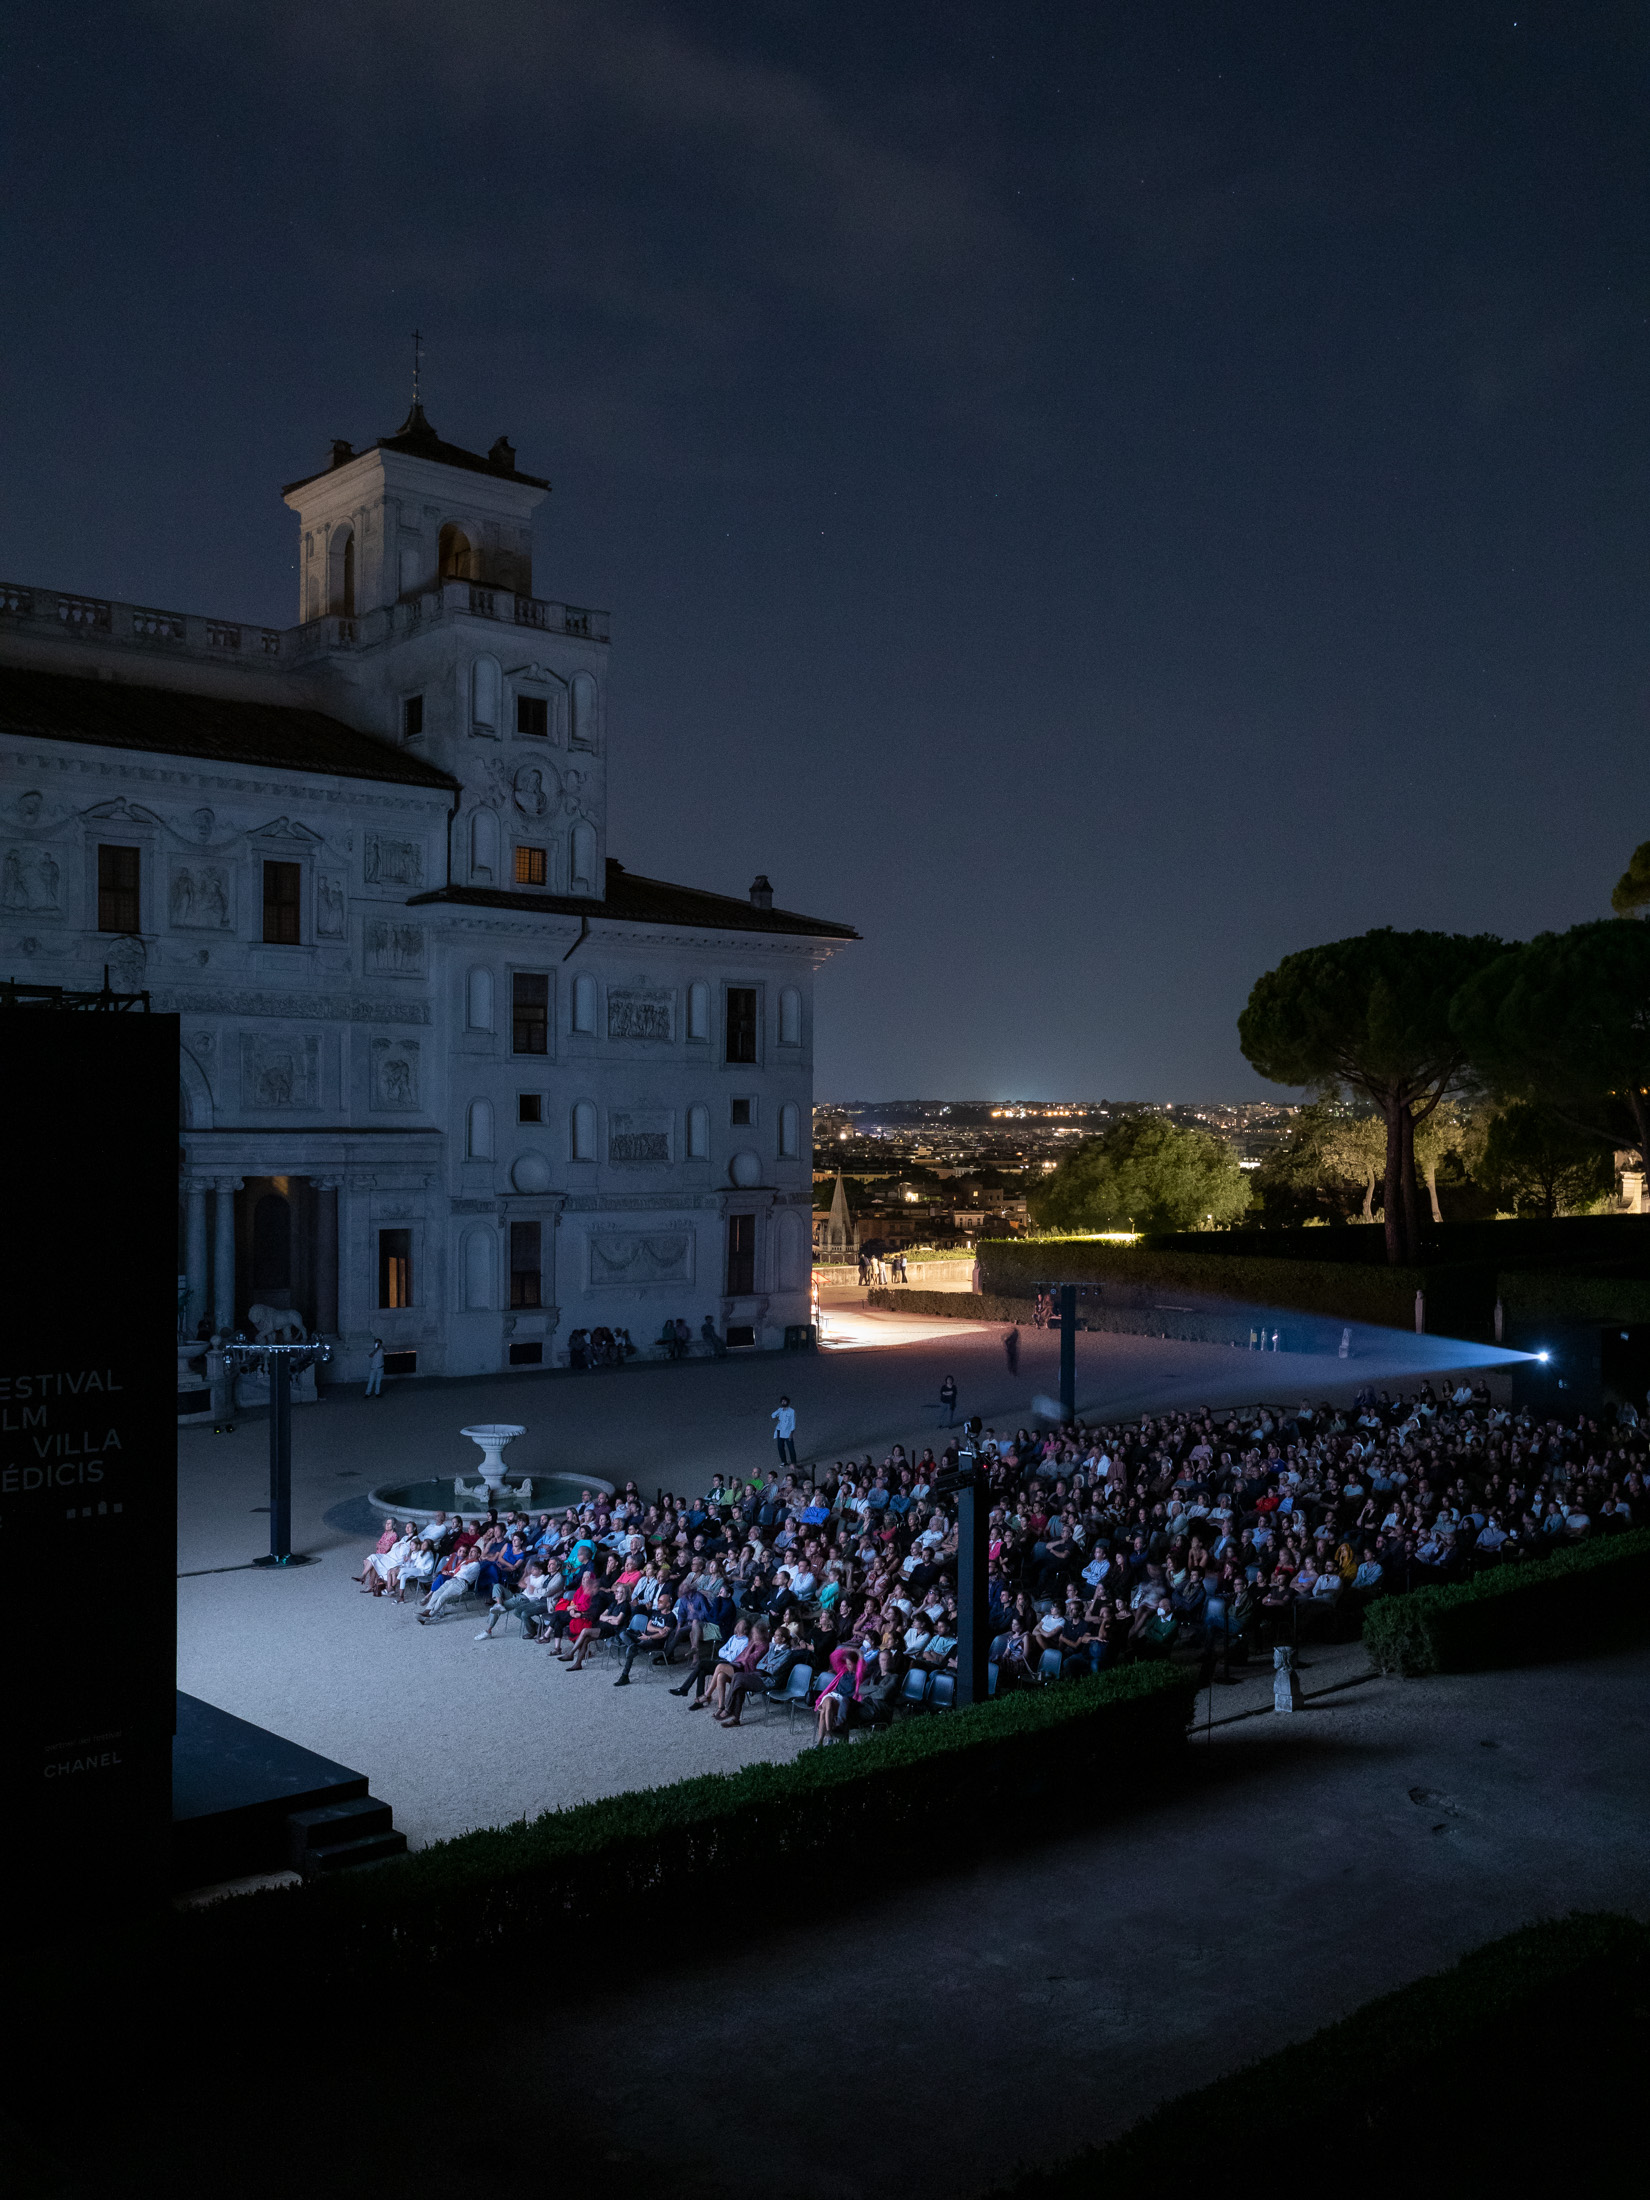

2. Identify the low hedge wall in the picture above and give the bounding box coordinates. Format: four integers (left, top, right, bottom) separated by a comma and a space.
183, 1661, 1197, 1977
1363, 1526, 1650, 1675
1497, 1266, 1650, 1324
867, 1286, 1029, 1321
977, 1238, 1499, 1338
996, 1912, 1650, 2194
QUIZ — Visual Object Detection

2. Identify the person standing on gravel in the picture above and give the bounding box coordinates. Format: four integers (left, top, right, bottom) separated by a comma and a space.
772, 1396, 798, 1466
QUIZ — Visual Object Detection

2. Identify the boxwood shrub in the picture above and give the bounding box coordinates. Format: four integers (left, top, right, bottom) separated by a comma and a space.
184, 1660, 1197, 1976
1362, 1527, 1650, 1675
994, 1912, 1650, 2196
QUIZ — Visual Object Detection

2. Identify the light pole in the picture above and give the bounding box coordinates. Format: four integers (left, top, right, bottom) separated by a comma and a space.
223, 1335, 332, 1567
940, 1419, 990, 1706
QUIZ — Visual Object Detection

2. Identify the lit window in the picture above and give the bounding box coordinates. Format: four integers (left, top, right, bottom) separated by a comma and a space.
378, 1228, 413, 1309
515, 845, 547, 886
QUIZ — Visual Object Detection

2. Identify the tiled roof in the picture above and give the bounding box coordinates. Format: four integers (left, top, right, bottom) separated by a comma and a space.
0, 664, 458, 791
283, 402, 550, 494
410, 862, 858, 940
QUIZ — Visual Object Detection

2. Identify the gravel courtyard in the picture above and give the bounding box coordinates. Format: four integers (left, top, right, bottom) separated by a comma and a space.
176, 1302, 1519, 1854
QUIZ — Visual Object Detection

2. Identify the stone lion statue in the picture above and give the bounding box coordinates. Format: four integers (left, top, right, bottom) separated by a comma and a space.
248, 1303, 306, 1344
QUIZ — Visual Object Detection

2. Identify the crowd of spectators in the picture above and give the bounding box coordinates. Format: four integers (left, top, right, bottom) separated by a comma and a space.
356, 1375, 1645, 1731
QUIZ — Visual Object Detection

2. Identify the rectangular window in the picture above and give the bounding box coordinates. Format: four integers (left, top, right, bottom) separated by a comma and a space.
516, 694, 548, 737
726, 1212, 756, 1296
508, 1341, 543, 1365
730, 1097, 752, 1126
514, 845, 547, 886
262, 860, 302, 945
509, 1220, 542, 1310
97, 844, 140, 934
725, 987, 758, 1064
378, 1228, 413, 1309
384, 1349, 418, 1376
518, 1092, 543, 1124
512, 971, 549, 1054
402, 694, 424, 739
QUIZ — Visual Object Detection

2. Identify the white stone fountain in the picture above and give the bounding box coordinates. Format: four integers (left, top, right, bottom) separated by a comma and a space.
455, 1422, 531, 1505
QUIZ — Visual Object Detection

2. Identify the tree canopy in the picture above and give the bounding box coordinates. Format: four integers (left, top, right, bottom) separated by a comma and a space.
1027, 1114, 1249, 1235
1238, 928, 1503, 1263
1476, 1102, 1613, 1219
1610, 839, 1650, 917
1451, 918, 1650, 1167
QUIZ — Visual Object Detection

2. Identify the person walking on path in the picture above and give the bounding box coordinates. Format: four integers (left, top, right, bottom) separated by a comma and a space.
1003, 1326, 1020, 1378
939, 1374, 959, 1427
364, 1337, 385, 1397
772, 1396, 798, 1465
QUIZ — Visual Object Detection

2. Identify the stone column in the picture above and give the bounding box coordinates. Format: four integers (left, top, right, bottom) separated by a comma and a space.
312, 1179, 340, 1335
213, 1177, 243, 1334
184, 1177, 209, 1337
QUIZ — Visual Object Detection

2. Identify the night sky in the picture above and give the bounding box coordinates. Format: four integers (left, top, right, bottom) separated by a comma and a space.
4, 4, 1645, 1099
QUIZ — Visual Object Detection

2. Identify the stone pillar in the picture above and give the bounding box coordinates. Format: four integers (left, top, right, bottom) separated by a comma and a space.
213, 1177, 242, 1334
312, 1179, 340, 1335
184, 1178, 209, 1337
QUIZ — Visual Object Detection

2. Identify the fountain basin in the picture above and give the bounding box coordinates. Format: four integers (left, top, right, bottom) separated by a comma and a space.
365, 1470, 612, 1526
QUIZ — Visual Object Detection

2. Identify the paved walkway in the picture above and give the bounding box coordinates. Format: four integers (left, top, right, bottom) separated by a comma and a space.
176, 1305, 1516, 1853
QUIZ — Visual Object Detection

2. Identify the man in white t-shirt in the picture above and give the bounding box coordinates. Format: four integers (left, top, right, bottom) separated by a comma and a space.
772, 1397, 798, 1466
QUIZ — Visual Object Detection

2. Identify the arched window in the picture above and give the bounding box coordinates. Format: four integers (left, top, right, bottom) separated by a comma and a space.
570, 672, 598, 748
687, 1103, 709, 1160
439, 523, 475, 581
572, 972, 597, 1034
779, 1102, 800, 1159
571, 822, 596, 889
779, 987, 802, 1046
471, 656, 501, 734
465, 966, 494, 1031
328, 525, 355, 617
687, 981, 709, 1042
571, 1100, 597, 1161
462, 1227, 495, 1310
466, 1097, 494, 1160
470, 809, 499, 884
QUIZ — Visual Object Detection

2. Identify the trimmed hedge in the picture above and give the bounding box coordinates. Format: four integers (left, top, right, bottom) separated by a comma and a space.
978, 1237, 1499, 1337
183, 1661, 1197, 1976
1362, 1526, 1650, 1675
1498, 1266, 1650, 1324
867, 1287, 1029, 1321
995, 1912, 1650, 2196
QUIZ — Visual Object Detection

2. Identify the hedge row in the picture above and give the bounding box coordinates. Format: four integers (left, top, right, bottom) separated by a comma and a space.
995, 1912, 1650, 2196
867, 1287, 1029, 1321
977, 1238, 1500, 1336
1497, 1267, 1650, 1324
183, 1661, 1198, 1976
1362, 1526, 1650, 1675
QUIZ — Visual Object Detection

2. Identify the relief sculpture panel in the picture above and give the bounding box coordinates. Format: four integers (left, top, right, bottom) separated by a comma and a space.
607, 988, 672, 1043
607, 1109, 672, 1165
588, 1229, 693, 1288
168, 862, 232, 929
370, 1035, 420, 1110
364, 918, 425, 976
363, 835, 423, 888
240, 1032, 319, 1109
1, 844, 61, 912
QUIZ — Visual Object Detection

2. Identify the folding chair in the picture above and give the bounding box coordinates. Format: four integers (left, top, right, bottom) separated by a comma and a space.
769, 1663, 814, 1719
928, 1674, 956, 1711
900, 1667, 931, 1712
